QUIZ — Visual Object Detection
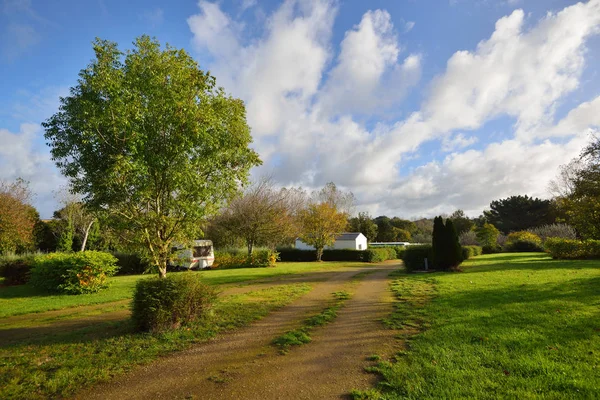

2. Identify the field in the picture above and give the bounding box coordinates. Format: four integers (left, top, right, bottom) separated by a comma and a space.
359, 253, 600, 399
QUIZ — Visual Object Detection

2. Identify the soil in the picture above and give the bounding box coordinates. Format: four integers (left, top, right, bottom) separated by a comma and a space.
74, 261, 401, 400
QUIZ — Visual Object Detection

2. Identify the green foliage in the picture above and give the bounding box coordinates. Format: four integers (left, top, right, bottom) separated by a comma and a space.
476, 223, 500, 248
131, 272, 218, 332
213, 249, 278, 269
461, 245, 483, 260
113, 253, 151, 275
277, 248, 318, 262
0, 254, 35, 285
449, 209, 474, 235
432, 217, 463, 270
30, 251, 119, 294
56, 220, 74, 252
43, 36, 261, 277
484, 195, 554, 233
544, 238, 600, 259
431, 216, 445, 268
402, 245, 433, 272
504, 231, 544, 252
322, 249, 365, 262
363, 248, 396, 263
299, 202, 348, 261
393, 246, 406, 259
482, 244, 502, 254
347, 212, 378, 242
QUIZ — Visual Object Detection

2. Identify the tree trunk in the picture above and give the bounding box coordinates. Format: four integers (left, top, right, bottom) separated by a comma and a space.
158, 261, 167, 278
316, 247, 323, 261
80, 219, 95, 252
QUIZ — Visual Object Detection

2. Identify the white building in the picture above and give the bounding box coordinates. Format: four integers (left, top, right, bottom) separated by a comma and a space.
295, 232, 368, 251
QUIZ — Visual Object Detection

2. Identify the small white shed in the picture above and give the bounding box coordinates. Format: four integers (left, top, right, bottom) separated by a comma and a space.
295, 232, 368, 251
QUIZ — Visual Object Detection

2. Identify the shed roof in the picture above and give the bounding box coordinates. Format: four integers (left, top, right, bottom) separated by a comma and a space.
336, 232, 363, 241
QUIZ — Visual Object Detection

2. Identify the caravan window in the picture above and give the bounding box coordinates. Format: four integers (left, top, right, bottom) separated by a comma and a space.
193, 246, 211, 257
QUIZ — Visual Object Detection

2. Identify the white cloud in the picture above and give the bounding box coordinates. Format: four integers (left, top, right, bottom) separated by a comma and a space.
318, 10, 421, 116
0, 124, 66, 217
404, 21, 415, 32
140, 7, 164, 27
184, 0, 600, 217
441, 133, 478, 152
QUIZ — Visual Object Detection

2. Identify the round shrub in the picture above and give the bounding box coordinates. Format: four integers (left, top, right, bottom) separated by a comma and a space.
30, 251, 119, 294
131, 273, 218, 332
504, 231, 543, 252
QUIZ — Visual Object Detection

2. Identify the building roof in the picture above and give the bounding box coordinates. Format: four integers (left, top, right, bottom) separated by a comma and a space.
336, 232, 363, 241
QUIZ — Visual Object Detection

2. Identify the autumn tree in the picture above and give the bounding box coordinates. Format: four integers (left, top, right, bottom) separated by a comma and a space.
0, 179, 37, 254
298, 202, 348, 261
216, 179, 305, 255
43, 36, 260, 277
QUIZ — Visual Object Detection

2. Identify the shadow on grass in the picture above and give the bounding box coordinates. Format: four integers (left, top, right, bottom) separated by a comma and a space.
460, 253, 600, 273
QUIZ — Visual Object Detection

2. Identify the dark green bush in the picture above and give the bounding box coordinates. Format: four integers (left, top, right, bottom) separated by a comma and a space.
0, 255, 35, 285
461, 245, 483, 260
363, 248, 397, 263
402, 245, 433, 272
545, 238, 600, 259
277, 248, 317, 262
393, 246, 406, 259
113, 253, 151, 275
321, 249, 364, 262
482, 245, 502, 254
30, 251, 119, 294
131, 272, 218, 332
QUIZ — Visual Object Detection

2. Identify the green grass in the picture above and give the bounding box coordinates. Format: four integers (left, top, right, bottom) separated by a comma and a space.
272, 290, 352, 352
0, 283, 311, 400
0, 261, 368, 318
356, 253, 600, 399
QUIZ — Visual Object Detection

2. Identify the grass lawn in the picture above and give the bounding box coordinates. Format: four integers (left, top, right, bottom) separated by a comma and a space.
0, 261, 368, 318
359, 253, 600, 399
0, 283, 311, 399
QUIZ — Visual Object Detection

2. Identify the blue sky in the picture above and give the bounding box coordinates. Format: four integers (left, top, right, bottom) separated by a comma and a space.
2, 0, 600, 219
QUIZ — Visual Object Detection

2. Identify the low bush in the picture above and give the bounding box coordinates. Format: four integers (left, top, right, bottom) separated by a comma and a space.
213, 249, 278, 269
363, 248, 396, 263
0, 255, 35, 285
277, 248, 317, 262
29, 251, 119, 294
529, 223, 577, 242
461, 245, 483, 260
131, 272, 218, 332
113, 253, 151, 275
402, 245, 433, 273
393, 246, 406, 259
545, 238, 600, 259
504, 231, 543, 252
482, 245, 502, 254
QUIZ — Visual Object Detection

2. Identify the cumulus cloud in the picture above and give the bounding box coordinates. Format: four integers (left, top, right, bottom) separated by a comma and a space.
185, 0, 600, 217
0, 124, 66, 217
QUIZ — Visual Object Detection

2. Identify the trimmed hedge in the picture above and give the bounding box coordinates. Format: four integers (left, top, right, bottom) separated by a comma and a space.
30, 251, 119, 294
363, 248, 396, 263
0, 255, 35, 285
402, 245, 433, 273
482, 245, 502, 254
277, 247, 398, 262
131, 272, 218, 332
461, 245, 483, 260
545, 238, 600, 259
213, 249, 278, 269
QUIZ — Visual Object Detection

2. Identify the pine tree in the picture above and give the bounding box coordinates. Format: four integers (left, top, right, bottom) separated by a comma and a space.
432, 216, 445, 269
445, 219, 463, 270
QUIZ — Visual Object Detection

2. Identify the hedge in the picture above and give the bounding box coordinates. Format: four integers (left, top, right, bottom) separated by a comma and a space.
544, 238, 600, 259
277, 248, 398, 262
504, 231, 543, 252
213, 249, 278, 269
131, 272, 218, 332
402, 245, 433, 273
30, 251, 119, 294
461, 245, 483, 260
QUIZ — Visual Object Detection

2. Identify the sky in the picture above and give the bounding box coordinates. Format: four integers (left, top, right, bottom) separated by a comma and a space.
2, 0, 600, 219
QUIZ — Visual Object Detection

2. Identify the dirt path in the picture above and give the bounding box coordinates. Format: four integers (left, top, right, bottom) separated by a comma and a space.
0, 265, 380, 345
76, 262, 400, 400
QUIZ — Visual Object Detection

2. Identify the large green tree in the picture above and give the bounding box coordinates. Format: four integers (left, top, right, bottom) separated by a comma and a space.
347, 212, 378, 242
43, 36, 261, 277
484, 195, 554, 234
